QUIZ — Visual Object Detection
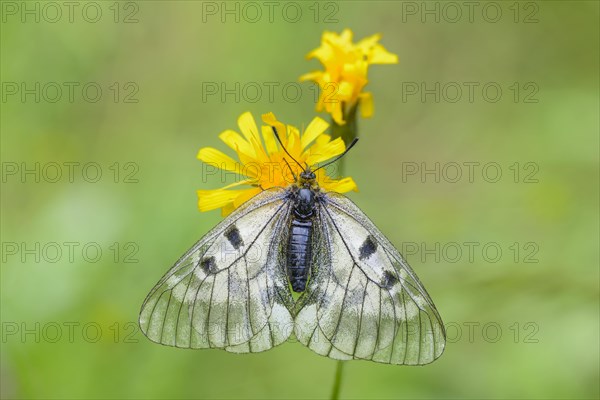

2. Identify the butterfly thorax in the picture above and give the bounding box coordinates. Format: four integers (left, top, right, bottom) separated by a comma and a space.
290, 167, 320, 218
293, 187, 316, 218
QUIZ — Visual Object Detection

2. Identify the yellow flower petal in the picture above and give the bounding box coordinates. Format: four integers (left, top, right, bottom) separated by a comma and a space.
339, 28, 353, 43
322, 176, 359, 193
219, 129, 254, 157
197, 147, 244, 175
330, 102, 344, 125
324, 29, 353, 50
233, 187, 261, 209
307, 46, 328, 62
261, 112, 287, 146
359, 92, 374, 118
238, 112, 260, 141
221, 202, 236, 217
315, 91, 326, 112
237, 112, 261, 157
219, 178, 255, 190
369, 45, 399, 64
197, 188, 245, 212
337, 81, 354, 98
286, 125, 302, 157
315, 133, 333, 146
261, 112, 278, 125
261, 126, 279, 156
301, 117, 329, 150
357, 33, 382, 50
306, 137, 345, 165
299, 71, 323, 82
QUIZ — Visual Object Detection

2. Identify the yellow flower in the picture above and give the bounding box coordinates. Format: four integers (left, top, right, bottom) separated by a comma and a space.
196, 112, 358, 216
300, 29, 398, 125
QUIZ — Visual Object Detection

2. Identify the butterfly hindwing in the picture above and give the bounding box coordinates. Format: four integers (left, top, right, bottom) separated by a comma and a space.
139, 188, 295, 353
295, 192, 446, 365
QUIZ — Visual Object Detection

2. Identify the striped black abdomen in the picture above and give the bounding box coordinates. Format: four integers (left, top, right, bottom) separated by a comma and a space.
287, 219, 312, 292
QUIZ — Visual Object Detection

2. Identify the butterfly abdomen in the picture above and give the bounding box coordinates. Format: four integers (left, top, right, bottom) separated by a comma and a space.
287, 218, 313, 292
287, 187, 317, 293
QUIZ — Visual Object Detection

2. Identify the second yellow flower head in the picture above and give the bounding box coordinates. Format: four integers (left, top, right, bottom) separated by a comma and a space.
300, 29, 398, 125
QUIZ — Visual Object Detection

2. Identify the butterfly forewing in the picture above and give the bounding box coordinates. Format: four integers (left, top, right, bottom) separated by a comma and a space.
139, 188, 295, 352
140, 186, 445, 364
295, 192, 445, 365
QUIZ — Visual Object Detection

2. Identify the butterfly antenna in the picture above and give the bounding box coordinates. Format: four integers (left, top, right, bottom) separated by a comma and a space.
282, 157, 297, 181
313, 138, 359, 173
272, 126, 304, 171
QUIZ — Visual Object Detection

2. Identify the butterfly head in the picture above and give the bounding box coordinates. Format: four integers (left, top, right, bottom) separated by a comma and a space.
298, 166, 317, 188
271, 125, 359, 190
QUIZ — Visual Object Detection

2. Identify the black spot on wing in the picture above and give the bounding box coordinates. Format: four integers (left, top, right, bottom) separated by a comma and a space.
200, 256, 216, 274
224, 225, 244, 249
382, 270, 399, 290
359, 235, 377, 260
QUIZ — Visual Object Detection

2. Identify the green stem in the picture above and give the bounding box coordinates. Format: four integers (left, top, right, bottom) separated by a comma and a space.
330, 360, 345, 400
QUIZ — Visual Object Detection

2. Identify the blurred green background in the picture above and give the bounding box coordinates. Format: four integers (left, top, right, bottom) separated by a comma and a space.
1, 1, 598, 399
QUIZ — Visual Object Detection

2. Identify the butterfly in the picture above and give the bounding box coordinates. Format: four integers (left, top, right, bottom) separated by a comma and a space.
139, 131, 446, 365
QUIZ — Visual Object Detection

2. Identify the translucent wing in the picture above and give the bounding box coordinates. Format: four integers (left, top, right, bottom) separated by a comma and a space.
139, 188, 295, 353
295, 192, 446, 365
